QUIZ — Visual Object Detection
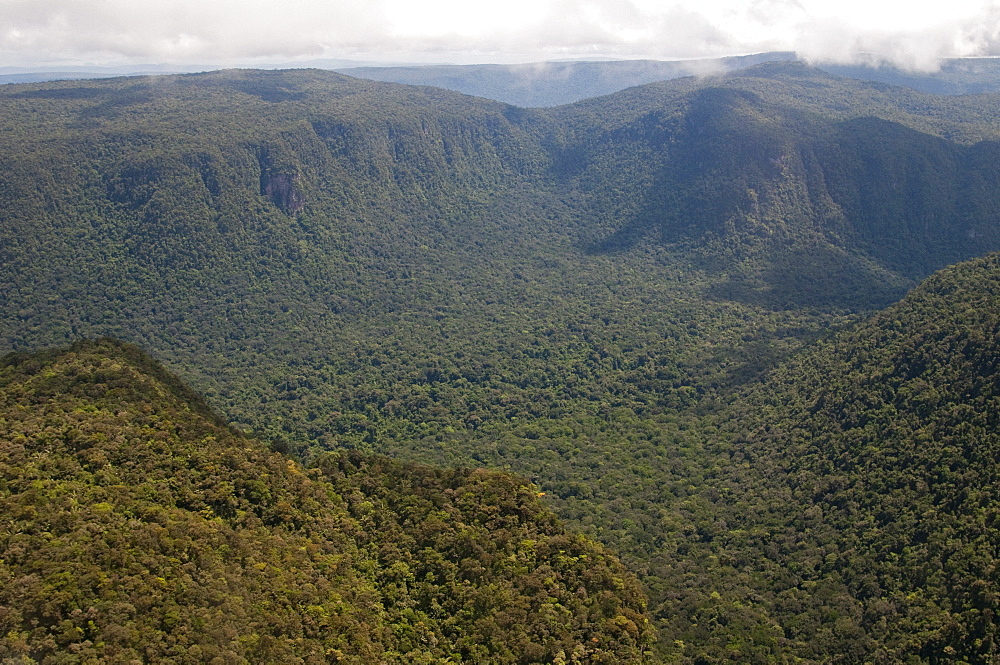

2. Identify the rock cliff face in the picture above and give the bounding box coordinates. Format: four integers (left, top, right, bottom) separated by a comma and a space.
261, 172, 304, 213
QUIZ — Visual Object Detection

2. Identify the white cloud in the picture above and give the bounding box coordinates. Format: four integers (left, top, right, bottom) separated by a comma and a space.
1, 0, 999, 68
0, 0, 390, 65
793, 2, 1000, 71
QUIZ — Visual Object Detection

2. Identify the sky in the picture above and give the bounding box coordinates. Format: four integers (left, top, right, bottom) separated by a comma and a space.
2, 0, 999, 71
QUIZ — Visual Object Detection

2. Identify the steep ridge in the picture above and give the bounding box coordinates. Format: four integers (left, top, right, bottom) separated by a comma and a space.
735, 251, 1000, 662
3, 65, 1000, 454
0, 339, 653, 663
652, 253, 1000, 662
548, 67, 1000, 307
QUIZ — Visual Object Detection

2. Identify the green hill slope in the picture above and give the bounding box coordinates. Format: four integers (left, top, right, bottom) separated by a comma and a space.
2, 65, 1000, 455
736, 251, 1000, 662
648, 252, 1000, 662
4, 66, 1000, 662
0, 339, 652, 663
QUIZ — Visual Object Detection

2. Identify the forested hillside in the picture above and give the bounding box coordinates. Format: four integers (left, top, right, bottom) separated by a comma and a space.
3, 63, 1000, 662
637, 252, 1000, 662
0, 339, 652, 663
3, 64, 1000, 453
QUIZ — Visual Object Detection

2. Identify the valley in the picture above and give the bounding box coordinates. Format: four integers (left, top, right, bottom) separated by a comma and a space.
1, 61, 999, 662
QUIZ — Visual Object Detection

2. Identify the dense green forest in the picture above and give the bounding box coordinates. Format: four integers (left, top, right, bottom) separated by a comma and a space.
4, 63, 1000, 452
2, 63, 1000, 661
644, 252, 1000, 662
0, 339, 652, 663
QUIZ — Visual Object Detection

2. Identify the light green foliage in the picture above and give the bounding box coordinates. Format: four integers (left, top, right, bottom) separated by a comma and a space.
3, 64, 1000, 662
0, 339, 653, 663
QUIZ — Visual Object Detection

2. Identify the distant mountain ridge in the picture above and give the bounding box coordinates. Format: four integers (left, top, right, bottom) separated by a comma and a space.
12, 53, 1000, 106
3, 63, 1000, 442
335, 55, 1000, 106
822, 57, 1000, 95
4, 64, 1000, 661
334, 52, 798, 107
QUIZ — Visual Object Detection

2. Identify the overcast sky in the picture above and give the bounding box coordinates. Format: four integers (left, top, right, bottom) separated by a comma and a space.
2, 0, 999, 70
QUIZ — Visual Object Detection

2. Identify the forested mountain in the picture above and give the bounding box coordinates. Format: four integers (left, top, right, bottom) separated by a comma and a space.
3, 64, 999, 447
336, 54, 1000, 107
3, 63, 1000, 661
0, 339, 652, 663
639, 251, 1000, 662
335, 53, 799, 107
734, 251, 1000, 663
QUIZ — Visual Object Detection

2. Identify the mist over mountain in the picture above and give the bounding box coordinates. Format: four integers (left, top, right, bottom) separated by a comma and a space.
821, 57, 1000, 95
2, 62, 1000, 661
334, 53, 799, 107
336, 54, 1000, 107
12, 53, 1000, 107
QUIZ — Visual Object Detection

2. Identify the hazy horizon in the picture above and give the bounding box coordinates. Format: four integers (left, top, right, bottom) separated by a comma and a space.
3, 0, 999, 73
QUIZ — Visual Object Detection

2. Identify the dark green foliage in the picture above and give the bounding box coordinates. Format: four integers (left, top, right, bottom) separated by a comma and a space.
734, 253, 1000, 662
4, 65, 1000, 663
0, 340, 653, 663
647, 253, 1000, 663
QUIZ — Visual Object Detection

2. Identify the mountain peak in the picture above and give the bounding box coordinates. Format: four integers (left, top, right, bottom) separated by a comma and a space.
0, 340, 654, 663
